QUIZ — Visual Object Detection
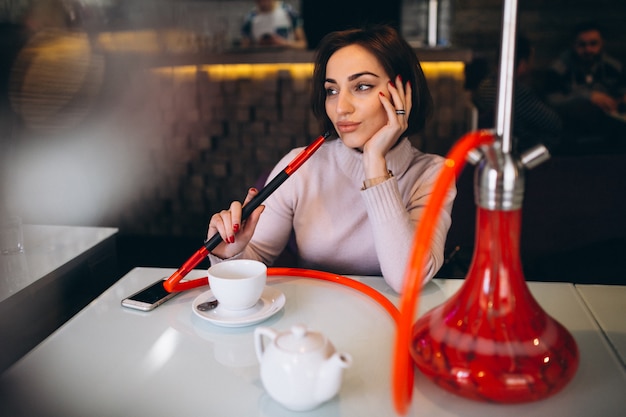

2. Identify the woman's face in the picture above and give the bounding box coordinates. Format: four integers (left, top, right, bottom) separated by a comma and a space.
324, 44, 391, 150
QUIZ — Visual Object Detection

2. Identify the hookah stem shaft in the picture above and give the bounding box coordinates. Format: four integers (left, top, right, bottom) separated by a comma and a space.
204, 131, 329, 252
202, 170, 289, 251
164, 173, 290, 292
163, 132, 328, 292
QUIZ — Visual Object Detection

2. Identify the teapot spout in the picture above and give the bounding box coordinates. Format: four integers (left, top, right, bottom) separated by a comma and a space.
315, 352, 353, 403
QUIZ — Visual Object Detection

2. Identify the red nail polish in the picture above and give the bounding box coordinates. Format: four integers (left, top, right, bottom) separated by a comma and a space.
233, 224, 240, 233
379, 91, 385, 97
229, 236, 235, 244
388, 80, 395, 87
398, 74, 403, 82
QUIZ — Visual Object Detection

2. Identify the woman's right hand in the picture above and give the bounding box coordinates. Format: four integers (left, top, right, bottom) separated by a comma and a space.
207, 188, 265, 259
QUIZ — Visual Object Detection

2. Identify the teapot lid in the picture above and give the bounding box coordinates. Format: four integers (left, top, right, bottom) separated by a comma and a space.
276, 324, 326, 353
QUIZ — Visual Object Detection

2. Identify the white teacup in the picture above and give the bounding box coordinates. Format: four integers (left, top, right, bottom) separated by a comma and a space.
208, 260, 267, 311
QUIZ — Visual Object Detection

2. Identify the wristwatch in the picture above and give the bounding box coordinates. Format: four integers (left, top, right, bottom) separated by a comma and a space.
361, 170, 394, 190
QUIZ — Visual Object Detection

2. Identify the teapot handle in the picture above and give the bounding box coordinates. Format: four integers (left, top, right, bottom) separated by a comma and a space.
254, 326, 278, 362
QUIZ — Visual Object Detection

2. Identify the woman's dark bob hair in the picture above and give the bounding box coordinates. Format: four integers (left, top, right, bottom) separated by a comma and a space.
311, 25, 433, 138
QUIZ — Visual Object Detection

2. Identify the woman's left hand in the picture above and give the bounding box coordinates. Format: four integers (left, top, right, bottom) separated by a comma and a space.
362, 75, 412, 175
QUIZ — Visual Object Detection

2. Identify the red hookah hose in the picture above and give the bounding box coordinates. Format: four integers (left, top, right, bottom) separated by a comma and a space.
392, 130, 494, 415
268, 267, 399, 323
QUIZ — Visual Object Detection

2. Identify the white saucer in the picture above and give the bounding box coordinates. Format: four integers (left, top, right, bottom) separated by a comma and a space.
192, 286, 285, 328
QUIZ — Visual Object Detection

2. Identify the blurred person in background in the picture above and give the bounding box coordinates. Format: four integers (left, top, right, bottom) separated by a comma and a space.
471, 35, 562, 154
545, 21, 626, 153
241, 0, 307, 49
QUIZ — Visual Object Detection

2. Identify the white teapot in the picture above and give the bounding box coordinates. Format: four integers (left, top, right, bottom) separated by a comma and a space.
254, 324, 353, 411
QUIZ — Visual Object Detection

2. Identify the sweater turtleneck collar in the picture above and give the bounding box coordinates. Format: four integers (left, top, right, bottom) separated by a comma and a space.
331, 137, 417, 180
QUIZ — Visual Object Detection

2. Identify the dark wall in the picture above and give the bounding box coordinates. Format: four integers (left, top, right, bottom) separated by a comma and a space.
452, 0, 626, 70
442, 152, 626, 285
301, 0, 402, 50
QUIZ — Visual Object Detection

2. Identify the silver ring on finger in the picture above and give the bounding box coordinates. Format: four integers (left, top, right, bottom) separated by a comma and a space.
395, 109, 406, 115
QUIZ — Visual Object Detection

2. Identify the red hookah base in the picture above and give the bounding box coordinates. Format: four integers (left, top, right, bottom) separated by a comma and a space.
409, 208, 579, 403
410, 305, 579, 403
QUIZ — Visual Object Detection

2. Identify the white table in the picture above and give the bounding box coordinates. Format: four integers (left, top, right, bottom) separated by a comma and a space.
1, 267, 625, 416
0, 224, 119, 372
575, 284, 626, 368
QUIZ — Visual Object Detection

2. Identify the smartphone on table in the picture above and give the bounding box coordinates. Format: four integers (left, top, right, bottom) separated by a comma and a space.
121, 278, 180, 311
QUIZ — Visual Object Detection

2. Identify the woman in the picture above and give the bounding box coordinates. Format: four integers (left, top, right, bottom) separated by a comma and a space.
207, 25, 455, 293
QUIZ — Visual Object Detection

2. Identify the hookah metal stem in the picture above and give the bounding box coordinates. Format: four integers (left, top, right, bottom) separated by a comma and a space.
163, 132, 329, 293
495, 0, 518, 154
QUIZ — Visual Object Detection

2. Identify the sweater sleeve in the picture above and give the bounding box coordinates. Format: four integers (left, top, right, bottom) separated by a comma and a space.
361, 160, 455, 293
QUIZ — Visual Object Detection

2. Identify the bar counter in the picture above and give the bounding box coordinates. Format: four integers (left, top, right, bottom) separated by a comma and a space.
94, 29, 472, 66
134, 46, 473, 67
